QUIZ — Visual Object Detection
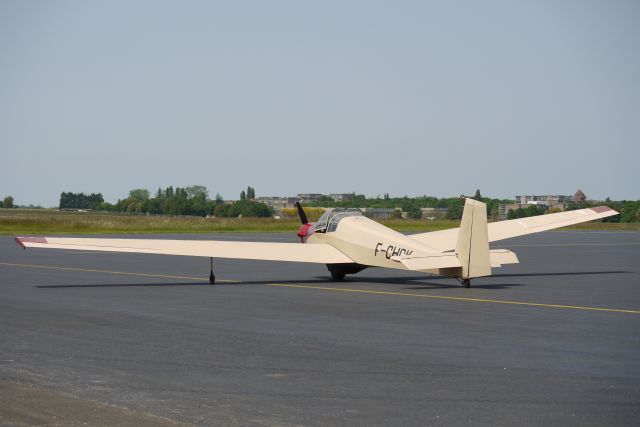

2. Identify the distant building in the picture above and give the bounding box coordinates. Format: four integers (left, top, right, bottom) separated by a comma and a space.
514, 194, 571, 206
527, 200, 550, 207
256, 197, 297, 211
362, 208, 398, 219
297, 193, 325, 202
573, 189, 587, 203
500, 190, 588, 220
420, 207, 449, 219
498, 202, 544, 220
330, 193, 356, 202
498, 204, 517, 220
514, 194, 572, 211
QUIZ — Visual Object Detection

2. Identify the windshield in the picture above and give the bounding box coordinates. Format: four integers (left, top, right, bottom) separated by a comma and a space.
315, 208, 363, 233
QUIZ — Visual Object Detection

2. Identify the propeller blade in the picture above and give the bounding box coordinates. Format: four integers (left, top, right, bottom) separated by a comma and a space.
295, 202, 308, 225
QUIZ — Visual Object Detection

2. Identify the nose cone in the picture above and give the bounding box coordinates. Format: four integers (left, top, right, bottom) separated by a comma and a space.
297, 223, 315, 242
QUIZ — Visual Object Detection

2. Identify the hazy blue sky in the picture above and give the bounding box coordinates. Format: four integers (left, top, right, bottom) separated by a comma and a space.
1, 0, 638, 206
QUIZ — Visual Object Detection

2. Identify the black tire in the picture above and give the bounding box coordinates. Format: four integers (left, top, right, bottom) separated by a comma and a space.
209, 271, 216, 285
462, 279, 471, 288
330, 271, 346, 281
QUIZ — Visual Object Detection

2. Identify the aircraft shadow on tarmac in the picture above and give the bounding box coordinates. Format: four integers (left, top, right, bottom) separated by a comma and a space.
489, 270, 629, 278
36, 282, 211, 289
35, 277, 478, 289
35, 270, 628, 290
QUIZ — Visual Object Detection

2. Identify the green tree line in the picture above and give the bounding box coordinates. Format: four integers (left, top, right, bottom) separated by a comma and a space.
303, 190, 512, 220
1, 196, 14, 208
506, 205, 547, 219
1, 196, 43, 209
52, 187, 640, 223
64, 185, 273, 218
59, 192, 104, 210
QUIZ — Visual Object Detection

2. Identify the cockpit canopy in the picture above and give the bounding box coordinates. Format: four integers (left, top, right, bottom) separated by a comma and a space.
315, 207, 363, 233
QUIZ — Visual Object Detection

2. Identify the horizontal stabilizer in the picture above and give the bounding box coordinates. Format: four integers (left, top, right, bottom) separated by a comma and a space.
398, 253, 462, 271
397, 249, 518, 272
489, 249, 519, 267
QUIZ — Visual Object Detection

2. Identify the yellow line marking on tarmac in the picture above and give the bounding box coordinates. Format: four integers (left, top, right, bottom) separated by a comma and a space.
2, 262, 638, 314
0, 262, 239, 283
264, 283, 640, 315
65, 251, 120, 254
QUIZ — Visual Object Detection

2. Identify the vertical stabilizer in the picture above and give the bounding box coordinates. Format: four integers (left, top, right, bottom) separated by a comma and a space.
456, 199, 491, 279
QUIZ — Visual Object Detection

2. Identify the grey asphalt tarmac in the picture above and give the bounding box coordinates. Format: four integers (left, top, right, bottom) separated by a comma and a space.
1, 231, 639, 426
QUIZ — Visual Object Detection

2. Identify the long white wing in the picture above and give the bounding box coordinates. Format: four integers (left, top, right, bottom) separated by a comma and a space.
409, 206, 618, 252
15, 237, 354, 264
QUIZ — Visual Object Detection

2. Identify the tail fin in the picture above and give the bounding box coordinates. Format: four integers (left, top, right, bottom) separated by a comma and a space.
456, 199, 491, 279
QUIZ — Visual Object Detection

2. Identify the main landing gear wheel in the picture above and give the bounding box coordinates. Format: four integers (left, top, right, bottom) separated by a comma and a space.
462, 279, 471, 288
209, 257, 216, 285
331, 271, 346, 281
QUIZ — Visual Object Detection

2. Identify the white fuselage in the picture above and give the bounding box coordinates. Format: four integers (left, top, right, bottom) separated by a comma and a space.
306, 216, 439, 270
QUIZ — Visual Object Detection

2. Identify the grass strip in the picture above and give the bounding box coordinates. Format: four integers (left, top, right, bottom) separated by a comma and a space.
0, 209, 637, 235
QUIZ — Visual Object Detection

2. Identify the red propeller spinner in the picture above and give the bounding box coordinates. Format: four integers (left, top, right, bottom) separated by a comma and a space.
295, 202, 315, 243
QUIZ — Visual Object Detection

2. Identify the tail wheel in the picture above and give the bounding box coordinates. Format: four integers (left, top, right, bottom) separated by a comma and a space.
330, 271, 346, 281
462, 279, 471, 288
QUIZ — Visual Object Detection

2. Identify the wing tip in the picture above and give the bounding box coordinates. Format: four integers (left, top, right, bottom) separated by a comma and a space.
590, 206, 618, 215
15, 236, 48, 249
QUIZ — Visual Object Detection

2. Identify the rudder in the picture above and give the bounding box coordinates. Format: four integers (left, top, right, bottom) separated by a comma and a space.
456, 199, 491, 279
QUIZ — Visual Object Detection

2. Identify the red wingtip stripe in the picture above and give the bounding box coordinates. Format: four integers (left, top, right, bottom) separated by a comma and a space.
15, 237, 48, 249
15, 237, 24, 249
591, 206, 614, 213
